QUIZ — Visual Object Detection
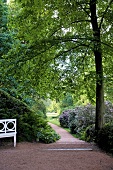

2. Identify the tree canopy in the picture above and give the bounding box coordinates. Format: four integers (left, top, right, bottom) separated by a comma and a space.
1, 0, 113, 131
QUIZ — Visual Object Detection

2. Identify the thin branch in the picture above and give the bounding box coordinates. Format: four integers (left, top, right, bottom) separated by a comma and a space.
89, 37, 113, 49
77, 2, 91, 18
50, 26, 63, 37
99, 0, 113, 29
50, 19, 91, 37
27, 44, 89, 67
101, 41, 113, 49
55, 44, 89, 59
47, 36, 92, 43
70, 19, 91, 24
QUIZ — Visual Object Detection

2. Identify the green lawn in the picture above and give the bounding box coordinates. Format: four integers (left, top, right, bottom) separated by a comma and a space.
47, 112, 60, 126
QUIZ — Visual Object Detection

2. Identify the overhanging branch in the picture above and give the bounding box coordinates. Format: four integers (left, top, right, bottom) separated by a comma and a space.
99, 0, 113, 29
55, 44, 89, 59
77, 2, 91, 18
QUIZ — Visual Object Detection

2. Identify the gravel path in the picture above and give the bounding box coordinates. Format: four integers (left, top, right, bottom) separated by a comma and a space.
49, 123, 87, 144
0, 123, 113, 170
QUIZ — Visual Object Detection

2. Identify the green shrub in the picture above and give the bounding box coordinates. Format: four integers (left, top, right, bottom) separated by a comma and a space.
37, 125, 60, 143
69, 104, 95, 134
60, 102, 113, 136
104, 101, 113, 124
0, 90, 60, 143
59, 110, 70, 128
96, 123, 113, 153
84, 124, 96, 142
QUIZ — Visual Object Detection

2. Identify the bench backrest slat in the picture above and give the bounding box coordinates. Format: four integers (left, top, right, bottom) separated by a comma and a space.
0, 119, 16, 134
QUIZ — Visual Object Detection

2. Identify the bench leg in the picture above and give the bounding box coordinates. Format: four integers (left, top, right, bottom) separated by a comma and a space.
14, 135, 16, 147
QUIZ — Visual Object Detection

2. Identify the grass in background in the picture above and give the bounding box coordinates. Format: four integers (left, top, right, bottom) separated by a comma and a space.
48, 117, 60, 126
47, 112, 60, 126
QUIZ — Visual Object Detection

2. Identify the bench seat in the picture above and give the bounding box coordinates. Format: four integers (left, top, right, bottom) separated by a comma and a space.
0, 119, 17, 147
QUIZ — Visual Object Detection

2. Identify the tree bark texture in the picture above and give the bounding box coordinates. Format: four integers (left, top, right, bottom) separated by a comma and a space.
90, 0, 104, 131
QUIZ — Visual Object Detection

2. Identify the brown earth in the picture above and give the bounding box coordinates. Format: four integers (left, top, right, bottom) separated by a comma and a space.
0, 123, 113, 170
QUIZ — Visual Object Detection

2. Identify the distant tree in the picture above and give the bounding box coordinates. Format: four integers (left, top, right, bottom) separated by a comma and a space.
61, 93, 73, 109
0, 0, 14, 90
0, 0, 12, 55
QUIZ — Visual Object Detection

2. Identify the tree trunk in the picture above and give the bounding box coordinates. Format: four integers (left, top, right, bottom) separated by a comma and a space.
90, 0, 104, 131
94, 51, 104, 131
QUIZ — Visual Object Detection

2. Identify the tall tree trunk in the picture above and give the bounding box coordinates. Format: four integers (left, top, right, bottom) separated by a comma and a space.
90, 0, 104, 131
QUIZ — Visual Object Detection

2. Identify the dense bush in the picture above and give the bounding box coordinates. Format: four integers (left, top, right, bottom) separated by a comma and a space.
59, 110, 70, 127
96, 123, 113, 153
37, 126, 60, 143
59, 105, 95, 133
84, 124, 96, 142
59, 102, 113, 135
84, 102, 113, 142
0, 90, 60, 143
69, 104, 95, 134
104, 101, 113, 123
59, 102, 113, 154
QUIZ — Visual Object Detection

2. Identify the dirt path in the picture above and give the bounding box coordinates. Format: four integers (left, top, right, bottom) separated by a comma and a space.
0, 123, 113, 170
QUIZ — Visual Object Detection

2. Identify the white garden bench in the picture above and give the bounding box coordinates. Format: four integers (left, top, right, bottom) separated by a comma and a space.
0, 119, 17, 147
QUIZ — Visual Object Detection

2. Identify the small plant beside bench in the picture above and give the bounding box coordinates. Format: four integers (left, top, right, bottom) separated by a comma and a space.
0, 119, 17, 147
